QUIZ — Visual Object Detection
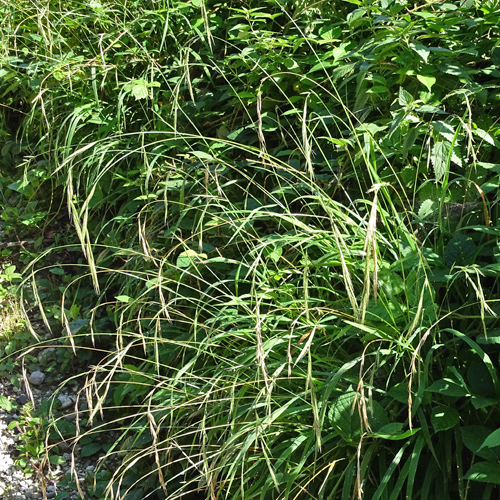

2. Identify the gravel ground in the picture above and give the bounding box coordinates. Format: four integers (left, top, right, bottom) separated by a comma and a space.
0, 365, 101, 500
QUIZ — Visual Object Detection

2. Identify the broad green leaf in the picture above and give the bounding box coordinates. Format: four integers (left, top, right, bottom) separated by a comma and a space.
68, 318, 90, 335
417, 74, 436, 92
124, 79, 148, 100
263, 245, 282, 263
433, 121, 455, 142
176, 249, 207, 268
191, 151, 214, 160
450, 147, 462, 167
426, 378, 469, 397
0, 395, 17, 412
378, 270, 404, 296
475, 128, 495, 146
430, 406, 459, 431
461, 426, 499, 461
477, 330, 500, 344
437, 62, 469, 80
49, 455, 67, 465
328, 389, 388, 440
479, 429, 500, 451
464, 462, 500, 484
49, 267, 65, 275
431, 141, 449, 182
388, 382, 410, 404
115, 295, 133, 303
398, 87, 413, 107
468, 360, 496, 397
80, 443, 102, 458
416, 105, 447, 114
444, 234, 476, 267
402, 127, 420, 159
418, 199, 437, 220
328, 390, 359, 439
410, 43, 431, 63
471, 397, 498, 410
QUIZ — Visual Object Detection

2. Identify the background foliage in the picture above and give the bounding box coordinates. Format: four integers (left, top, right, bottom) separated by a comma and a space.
2, 0, 500, 498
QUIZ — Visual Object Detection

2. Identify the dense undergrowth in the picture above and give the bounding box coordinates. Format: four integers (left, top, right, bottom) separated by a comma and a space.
2, 0, 500, 498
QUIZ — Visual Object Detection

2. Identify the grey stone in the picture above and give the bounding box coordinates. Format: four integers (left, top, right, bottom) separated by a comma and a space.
37, 348, 56, 365
28, 371, 46, 386
45, 485, 56, 498
57, 395, 75, 410
16, 394, 29, 405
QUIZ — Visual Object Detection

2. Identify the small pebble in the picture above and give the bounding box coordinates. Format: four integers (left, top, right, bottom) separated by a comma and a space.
58, 395, 75, 410
16, 394, 29, 405
28, 371, 46, 386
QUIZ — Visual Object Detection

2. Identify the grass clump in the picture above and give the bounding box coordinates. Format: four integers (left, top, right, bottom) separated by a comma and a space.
2, 0, 500, 499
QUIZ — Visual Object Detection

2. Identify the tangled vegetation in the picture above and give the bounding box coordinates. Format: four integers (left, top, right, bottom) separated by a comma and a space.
2, 0, 500, 498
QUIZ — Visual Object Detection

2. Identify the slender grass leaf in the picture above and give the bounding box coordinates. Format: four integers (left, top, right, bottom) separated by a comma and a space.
373, 426, 421, 441
371, 441, 412, 500
406, 435, 425, 499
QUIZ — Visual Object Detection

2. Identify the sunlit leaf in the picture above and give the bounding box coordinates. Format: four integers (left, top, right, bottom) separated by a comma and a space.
417, 74, 436, 91
431, 142, 449, 182
464, 462, 500, 484
430, 406, 459, 431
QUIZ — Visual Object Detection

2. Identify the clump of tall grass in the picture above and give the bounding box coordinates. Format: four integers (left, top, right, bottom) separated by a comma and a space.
3, 0, 500, 498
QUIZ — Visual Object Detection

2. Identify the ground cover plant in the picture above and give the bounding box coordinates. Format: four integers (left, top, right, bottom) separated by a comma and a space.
2, 0, 500, 498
